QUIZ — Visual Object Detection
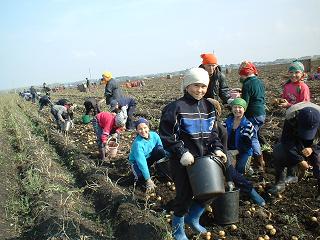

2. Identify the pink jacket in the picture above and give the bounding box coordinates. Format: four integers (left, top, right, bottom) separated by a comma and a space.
281, 81, 310, 107
96, 112, 122, 144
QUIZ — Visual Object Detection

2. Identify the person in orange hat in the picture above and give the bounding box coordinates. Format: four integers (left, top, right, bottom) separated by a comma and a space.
102, 71, 124, 105
199, 53, 231, 104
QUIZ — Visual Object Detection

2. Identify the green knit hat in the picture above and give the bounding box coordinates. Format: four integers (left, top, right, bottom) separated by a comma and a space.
288, 60, 304, 72
231, 98, 247, 110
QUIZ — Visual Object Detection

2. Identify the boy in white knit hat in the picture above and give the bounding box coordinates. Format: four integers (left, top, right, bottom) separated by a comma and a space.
159, 68, 227, 240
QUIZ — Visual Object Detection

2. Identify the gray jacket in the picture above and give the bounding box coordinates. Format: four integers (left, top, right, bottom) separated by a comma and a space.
52, 105, 70, 121
104, 78, 123, 105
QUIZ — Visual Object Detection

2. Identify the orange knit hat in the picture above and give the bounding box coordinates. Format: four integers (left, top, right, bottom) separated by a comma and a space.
201, 53, 218, 65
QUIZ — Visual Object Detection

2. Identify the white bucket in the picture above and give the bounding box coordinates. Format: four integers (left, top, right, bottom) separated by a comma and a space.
106, 138, 119, 158
61, 121, 72, 132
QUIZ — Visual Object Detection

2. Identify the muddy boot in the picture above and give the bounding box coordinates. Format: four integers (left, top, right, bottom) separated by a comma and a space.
172, 215, 188, 240
268, 168, 286, 195
285, 167, 298, 184
99, 147, 106, 161
184, 203, 207, 234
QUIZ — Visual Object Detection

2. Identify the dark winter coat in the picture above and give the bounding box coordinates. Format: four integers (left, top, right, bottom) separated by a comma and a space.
280, 103, 320, 166
84, 97, 101, 115
104, 78, 123, 105
159, 92, 223, 159
241, 76, 266, 117
199, 65, 230, 104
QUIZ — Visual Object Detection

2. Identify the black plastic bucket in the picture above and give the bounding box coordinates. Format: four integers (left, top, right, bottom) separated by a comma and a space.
186, 156, 225, 200
212, 189, 240, 225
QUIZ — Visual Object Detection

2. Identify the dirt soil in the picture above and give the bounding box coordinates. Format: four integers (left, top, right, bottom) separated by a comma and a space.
1, 60, 320, 240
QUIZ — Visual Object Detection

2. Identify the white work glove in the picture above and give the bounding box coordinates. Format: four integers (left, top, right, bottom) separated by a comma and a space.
180, 151, 194, 166
146, 178, 156, 192
226, 181, 235, 191
214, 150, 227, 163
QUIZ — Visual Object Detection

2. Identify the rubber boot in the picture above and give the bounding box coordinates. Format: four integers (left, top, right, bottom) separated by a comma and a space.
269, 167, 286, 195
184, 203, 207, 234
172, 215, 188, 240
285, 167, 298, 184
99, 147, 106, 161
249, 188, 266, 206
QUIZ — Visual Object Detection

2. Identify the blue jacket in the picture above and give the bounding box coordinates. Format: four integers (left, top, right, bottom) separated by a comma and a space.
129, 131, 163, 180
224, 116, 254, 155
159, 93, 223, 160
116, 96, 136, 109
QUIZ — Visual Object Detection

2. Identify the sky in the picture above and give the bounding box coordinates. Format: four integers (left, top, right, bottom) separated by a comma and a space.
1, 0, 319, 91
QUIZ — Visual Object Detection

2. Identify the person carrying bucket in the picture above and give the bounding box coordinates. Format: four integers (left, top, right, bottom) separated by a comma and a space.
92, 107, 127, 161
128, 118, 168, 192
159, 68, 227, 240
207, 98, 265, 207
50, 103, 75, 130
222, 98, 265, 206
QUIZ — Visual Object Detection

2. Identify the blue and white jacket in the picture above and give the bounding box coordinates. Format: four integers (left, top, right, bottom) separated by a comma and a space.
223, 116, 254, 155
159, 93, 223, 159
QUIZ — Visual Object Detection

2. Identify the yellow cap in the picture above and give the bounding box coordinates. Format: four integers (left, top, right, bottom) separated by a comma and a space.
102, 71, 112, 80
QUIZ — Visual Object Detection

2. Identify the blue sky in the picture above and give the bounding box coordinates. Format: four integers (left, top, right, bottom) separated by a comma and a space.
1, 0, 319, 90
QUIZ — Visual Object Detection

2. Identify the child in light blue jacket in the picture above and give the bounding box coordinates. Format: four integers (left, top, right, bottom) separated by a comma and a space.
129, 118, 166, 192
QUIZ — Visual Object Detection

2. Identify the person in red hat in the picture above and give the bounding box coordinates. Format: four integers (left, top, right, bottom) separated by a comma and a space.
238, 61, 266, 175
199, 53, 231, 104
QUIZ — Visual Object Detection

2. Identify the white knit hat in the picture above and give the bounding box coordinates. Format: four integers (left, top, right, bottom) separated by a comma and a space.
181, 68, 210, 93
115, 106, 128, 127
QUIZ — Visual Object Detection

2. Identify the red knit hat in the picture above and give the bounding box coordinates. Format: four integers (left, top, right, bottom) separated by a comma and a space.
201, 53, 218, 65
238, 61, 258, 76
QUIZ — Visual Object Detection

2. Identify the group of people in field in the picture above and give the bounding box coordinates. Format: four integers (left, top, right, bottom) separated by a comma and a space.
21, 53, 320, 240
86, 54, 320, 240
